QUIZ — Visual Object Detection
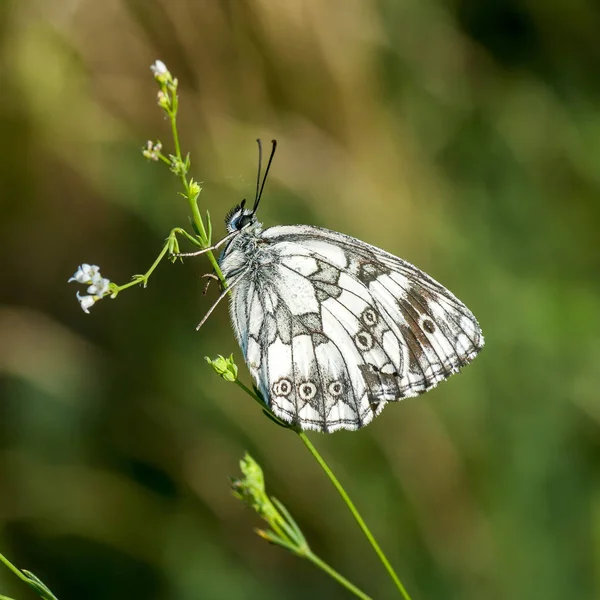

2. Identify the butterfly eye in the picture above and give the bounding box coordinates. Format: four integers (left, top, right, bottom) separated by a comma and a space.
237, 212, 254, 229
225, 203, 256, 232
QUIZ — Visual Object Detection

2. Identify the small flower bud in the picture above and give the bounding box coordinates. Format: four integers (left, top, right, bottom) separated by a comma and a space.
150, 60, 169, 79
231, 454, 284, 526
205, 354, 238, 382
231, 453, 266, 510
157, 90, 170, 110
188, 179, 201, 197
142, 140, 161, 161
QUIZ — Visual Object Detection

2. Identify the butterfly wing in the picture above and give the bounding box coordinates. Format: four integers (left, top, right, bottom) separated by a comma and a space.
226, 224, 484, 433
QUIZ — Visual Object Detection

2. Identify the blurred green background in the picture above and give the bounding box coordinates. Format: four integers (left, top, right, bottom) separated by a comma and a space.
1, 0, 599, 598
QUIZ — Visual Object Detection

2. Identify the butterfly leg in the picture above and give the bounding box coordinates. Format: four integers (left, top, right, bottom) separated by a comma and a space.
174, 229, 239, 258
201, 272, 221, 295
195, 270, 248, 331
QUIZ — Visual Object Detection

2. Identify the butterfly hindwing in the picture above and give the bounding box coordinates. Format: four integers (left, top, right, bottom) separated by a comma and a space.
242, 261, 371, 431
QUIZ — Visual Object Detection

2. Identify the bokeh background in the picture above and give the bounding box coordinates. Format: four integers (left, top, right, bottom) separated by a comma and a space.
1, 0, 599, 598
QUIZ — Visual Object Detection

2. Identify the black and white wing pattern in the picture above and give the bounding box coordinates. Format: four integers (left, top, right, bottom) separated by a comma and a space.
225, 225, 484, 433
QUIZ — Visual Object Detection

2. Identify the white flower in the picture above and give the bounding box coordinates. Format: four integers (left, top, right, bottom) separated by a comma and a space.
70, 264, 112, 313
68, 263, 100, 284
87, 277, 110, 297
142, 140, 162, 161
76, 292, 96, 314
150, 60, 168, 76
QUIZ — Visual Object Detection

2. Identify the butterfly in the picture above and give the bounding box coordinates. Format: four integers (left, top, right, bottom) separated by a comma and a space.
186, 140, 484, 433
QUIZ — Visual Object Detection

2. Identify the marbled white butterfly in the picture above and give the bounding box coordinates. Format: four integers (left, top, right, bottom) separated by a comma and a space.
190, 140, 484, 433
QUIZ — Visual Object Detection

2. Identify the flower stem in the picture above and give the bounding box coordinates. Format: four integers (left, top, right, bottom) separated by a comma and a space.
304, 550, 373, 600
0, 554, 25, 584
167, 99, 226, 284
169, 92, 182, 161
160, 64, 410, 600
234, 379, 263, 406
232, 379, 412, 598
115, 240, 170, 292
0, 553, 58, 600
297, 433, 412, 600
112, 228, 201, 294
233, 454, 374, 600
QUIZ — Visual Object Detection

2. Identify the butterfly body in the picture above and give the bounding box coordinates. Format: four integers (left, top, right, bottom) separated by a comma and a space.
218, 203, 484, 433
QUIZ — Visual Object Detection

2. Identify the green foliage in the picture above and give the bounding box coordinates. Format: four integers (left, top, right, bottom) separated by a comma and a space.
231, 454, 373, 600
0, 553, 58, 600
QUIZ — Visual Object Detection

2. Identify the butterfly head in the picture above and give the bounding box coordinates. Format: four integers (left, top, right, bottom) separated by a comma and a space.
225, 199, 258, 233
224, 139, 277, 235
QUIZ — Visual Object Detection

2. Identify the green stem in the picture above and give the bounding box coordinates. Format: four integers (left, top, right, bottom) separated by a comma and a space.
112, 228, 200, 294
234, 379, 263, 407
0, 554, 58, 600
117, 243, 169, 291
190, 194, 224, 281
304, 551, 373, 600
167, 98, 226, 284
163, 72, 409, 600
169, 92, 182, 161
297, 433, 412, 600
0, 554, 26, 585
233, 380, 291, 429
155, 151, 172, 167
176, 227, 205, 248
233, 379, 411, 598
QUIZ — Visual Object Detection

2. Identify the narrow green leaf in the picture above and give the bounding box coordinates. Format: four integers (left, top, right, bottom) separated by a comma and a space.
189, 216, 201, 237
255, 529, 300, 554
271, 496, 308, 548
206, 210, 212, 244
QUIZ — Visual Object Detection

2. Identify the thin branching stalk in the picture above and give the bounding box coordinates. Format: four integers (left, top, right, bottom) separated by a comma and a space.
304, 552, 372, 600
151, 61, 413, 598
231, 454, 373, 600
69, 59, 414, 599
154, 61, 412, 599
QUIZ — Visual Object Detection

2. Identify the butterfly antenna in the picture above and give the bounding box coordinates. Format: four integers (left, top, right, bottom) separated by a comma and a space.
252, 139, 277, 215
255, 139, 263, 208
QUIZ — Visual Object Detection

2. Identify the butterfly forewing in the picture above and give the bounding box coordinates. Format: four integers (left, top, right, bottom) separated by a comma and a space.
264, 225, 483, 363
220, 224, 484, 433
